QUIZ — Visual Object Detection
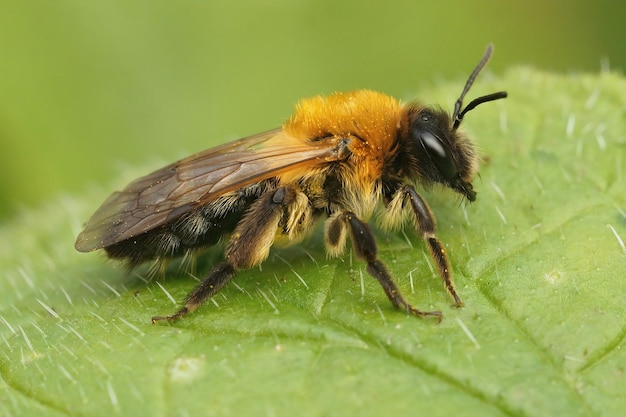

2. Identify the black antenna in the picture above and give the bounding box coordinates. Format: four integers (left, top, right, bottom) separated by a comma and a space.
452, 44, 507, 131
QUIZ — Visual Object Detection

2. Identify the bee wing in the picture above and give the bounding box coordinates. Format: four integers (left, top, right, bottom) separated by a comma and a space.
76, 129, 346, 252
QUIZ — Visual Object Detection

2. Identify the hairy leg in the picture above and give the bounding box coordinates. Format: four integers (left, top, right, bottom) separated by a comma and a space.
326, 211, 442, 320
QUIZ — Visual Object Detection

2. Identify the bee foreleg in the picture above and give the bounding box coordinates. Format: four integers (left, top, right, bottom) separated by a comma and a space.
330, 211, 442, 320
152, 186, 296, 324
402, 185, 463, 306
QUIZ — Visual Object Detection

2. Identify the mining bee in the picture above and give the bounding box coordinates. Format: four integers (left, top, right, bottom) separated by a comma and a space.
76, 44, 507, 323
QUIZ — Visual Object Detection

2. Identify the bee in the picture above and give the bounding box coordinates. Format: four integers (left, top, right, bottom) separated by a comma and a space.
75, 44, 507, 324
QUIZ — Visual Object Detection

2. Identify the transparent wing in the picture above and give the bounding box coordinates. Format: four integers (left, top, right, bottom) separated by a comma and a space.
76, 129, 346, 251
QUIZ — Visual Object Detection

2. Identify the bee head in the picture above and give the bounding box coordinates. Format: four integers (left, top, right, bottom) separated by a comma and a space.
404, 44, 507, 201
406, 106, 478, 201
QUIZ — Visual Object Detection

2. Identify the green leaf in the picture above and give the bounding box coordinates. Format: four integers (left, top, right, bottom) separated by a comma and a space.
1, 68, 625, 417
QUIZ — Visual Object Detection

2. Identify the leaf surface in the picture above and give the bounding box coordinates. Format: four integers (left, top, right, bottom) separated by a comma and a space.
1, 68, 625, 417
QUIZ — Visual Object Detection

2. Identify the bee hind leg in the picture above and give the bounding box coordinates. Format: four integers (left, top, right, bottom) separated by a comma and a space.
151, 262, 236, 323
152, 186, 297, 324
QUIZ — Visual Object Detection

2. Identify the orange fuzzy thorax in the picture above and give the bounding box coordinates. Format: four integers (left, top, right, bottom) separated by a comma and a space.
285, 90, 403, 155
283, 90, 405, 190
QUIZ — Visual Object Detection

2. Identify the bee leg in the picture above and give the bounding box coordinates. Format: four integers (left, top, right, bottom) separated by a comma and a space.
151, 262, 236, 323
329, 211, 442, 320
152, 187, 296, 324
402, 185, 463, 306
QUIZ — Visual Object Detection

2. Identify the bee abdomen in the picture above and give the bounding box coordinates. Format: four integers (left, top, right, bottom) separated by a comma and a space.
104, 207, 242, 267
105, 180, 278, 268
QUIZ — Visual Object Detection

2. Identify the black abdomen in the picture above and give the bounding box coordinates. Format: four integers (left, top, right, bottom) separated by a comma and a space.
105, 179, 278, 267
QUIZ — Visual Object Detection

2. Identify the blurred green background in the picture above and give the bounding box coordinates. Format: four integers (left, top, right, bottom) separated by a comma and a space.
0, 0, 624, 220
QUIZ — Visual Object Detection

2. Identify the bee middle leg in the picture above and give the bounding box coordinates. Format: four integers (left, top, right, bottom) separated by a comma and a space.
326, 211, 442, 320
152, 186, 297, 324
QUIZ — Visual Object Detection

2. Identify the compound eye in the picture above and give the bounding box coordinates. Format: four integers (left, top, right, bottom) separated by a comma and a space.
419, 131, 458, 181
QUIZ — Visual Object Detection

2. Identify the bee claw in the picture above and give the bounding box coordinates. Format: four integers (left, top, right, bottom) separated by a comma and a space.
408, 307, 443, 323
151, 316, 169, 325
151, 306, 189, 324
